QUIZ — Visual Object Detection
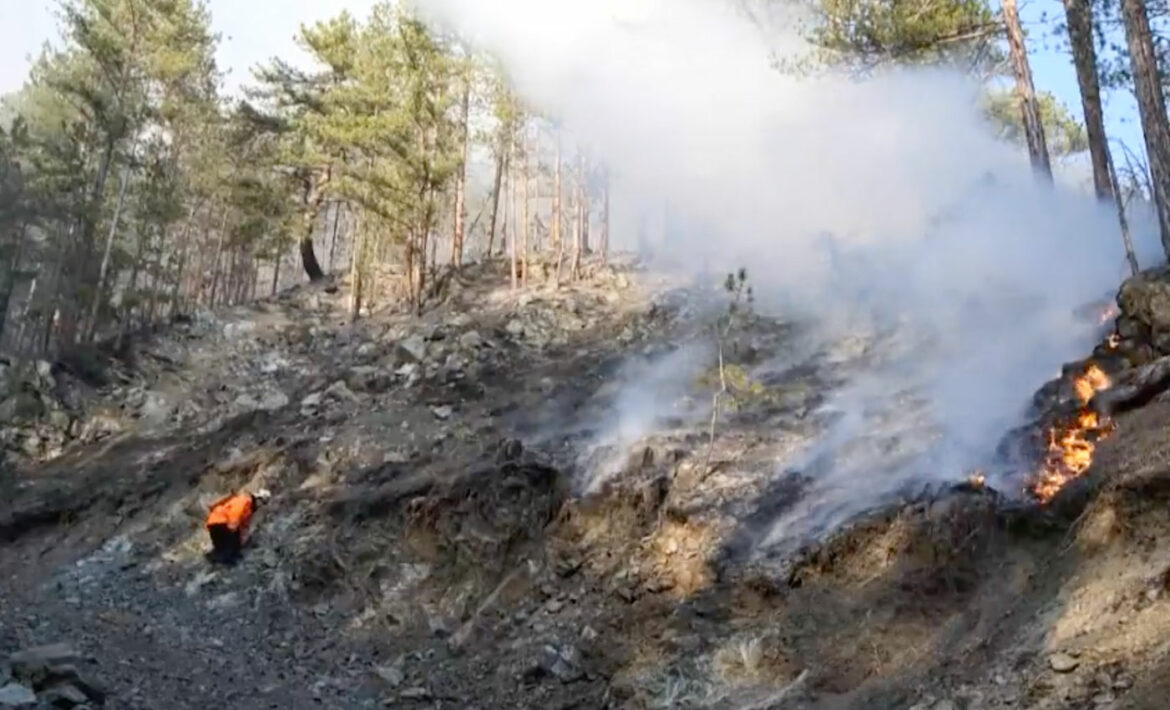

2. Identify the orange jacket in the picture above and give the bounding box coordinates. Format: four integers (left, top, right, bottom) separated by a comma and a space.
205, 492, 255, 542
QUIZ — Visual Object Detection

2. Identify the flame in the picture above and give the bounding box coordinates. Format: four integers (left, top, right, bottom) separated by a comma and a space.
1032, 363, 1114, 503
1073, 363, 1111, 404
1107, 333, 1120, 350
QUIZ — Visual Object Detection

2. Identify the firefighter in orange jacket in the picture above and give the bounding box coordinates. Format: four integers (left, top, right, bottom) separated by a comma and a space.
205, 488, 270, 564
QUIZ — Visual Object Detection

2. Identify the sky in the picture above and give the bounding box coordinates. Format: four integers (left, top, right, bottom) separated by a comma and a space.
0, 0, 1151, 168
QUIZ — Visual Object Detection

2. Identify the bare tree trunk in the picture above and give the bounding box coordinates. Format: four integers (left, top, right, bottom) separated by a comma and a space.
169, 205, 199, 317
1062, 0, 1114, 200
452, 77, 471, 269
1002, 0, 1053, 180
487, 143, 507, 260
1121, 0, 1170, 257
16, 275, 36, 356
509, 142, 519, 291
350, 216, 364, 322
298, 167, 331, 281
271, 252, 282, 297
327, 201, 342, 273
0, 220, 29, 346
600, 169, 610, 265
84, 167, 130, 342
1108, 153, 1142, 276
552, 140, 563, 286
522, 136, 531, 288
571, 163, 583, 281
208, 210, 229, 308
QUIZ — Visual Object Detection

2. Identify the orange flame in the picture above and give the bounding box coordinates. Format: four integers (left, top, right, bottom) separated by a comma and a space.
1032, 363, 1114, 503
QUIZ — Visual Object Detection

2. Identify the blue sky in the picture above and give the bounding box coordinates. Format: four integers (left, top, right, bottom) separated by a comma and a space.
0, 0, 1150, 165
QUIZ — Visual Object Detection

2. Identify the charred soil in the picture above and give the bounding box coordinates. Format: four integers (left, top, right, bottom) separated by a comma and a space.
2, 260, 1170, 710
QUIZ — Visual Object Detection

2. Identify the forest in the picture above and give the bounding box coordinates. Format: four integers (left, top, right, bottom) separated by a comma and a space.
0, 0, 1166, 357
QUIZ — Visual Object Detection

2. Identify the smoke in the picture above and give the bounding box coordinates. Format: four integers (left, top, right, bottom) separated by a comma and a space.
418, 0, 1155, 547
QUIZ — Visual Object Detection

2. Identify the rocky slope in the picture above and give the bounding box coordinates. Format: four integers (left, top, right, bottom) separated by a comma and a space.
3, 258, 1170, 710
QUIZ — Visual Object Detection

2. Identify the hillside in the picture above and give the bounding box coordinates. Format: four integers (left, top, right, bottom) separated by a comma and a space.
1, 259, 1170, 710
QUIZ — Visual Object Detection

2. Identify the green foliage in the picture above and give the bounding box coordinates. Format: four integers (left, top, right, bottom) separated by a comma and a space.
805, 0, 1001, 68
981, 88, 1089, 155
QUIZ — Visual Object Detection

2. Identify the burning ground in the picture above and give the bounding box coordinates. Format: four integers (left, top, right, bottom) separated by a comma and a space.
5, 260, 1170, 709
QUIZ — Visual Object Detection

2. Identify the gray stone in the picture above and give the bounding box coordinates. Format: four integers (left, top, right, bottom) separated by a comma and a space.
458, 330, 484, 349
9, 644, 81, 677
373, 664, 404, 688
399, 687, 430, 700
431, 405, 453, 420
39, 681, 88, 707
396, 336, 428, 364
538, 644, 583, 683
324, 380, 360, 403
1049, 653, 1080, 673
0, 683, 36, 708
257, 390, 290, 411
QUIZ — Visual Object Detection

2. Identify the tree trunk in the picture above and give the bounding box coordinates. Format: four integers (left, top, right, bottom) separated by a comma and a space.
1062, 0, 1113, 200
452, 77, 471, 269
0, 221, 28, 345
84, 167, 130, 342
509, 143, 519, 290
298, 167, 331, 281
272, 252, 282, 297
487, 139, 508, 260
168, 205, 199, 318
522, 138, 531, 288
327, 201, 342, 273
552, 141, 563, 285
571, 167, 583, 280
350, 216, 364, 322
16, 275, 36, 356
1002, 0, 1053, 180
600, 169, 610, 265
208, 210, 229, 308
1109, 154, 1142, 275
1121, 0, 1170, 257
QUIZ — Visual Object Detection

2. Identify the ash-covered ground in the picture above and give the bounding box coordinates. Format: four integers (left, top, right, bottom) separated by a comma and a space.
4, 257, 1170, 710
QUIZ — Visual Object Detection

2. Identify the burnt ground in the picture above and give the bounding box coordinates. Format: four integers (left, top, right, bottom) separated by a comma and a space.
2, 258, 1170, 709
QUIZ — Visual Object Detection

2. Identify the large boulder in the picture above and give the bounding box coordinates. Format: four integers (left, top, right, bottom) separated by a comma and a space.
1117, 267, 1170, 352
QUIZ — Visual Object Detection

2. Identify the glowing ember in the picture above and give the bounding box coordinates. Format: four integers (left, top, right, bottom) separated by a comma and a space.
1107, 333, 1120, 349
967, 471, 986, 489
1032, 362, 1115, 503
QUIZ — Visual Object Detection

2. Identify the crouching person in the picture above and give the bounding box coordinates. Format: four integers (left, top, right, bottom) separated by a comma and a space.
205, 488, 270, 564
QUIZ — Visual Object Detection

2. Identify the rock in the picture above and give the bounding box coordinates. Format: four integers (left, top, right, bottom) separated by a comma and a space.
399, 687, 430, 701
0, 683, 35, 708
0, 393, 44, 423
505, 319, 525, 336
373, 664, 404, 689
9, 645, 82, 679
301, 392, 323, 408
536, 644, 584, 683
431, 405, 453, 420
39, 681, 88, 707
257, 390, 290, 411
932, 701, 957, 710
223, 321, 256, 338
324, 380, 360, 403
458, 330, 484, 349
1049, 653, 1080, 673
396, 336, 428, 364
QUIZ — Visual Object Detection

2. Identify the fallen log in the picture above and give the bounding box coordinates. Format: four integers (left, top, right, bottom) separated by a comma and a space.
1091, 354, 1170, 417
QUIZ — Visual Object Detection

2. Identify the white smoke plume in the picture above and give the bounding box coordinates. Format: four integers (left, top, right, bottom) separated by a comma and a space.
418, 0, 1157, 546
